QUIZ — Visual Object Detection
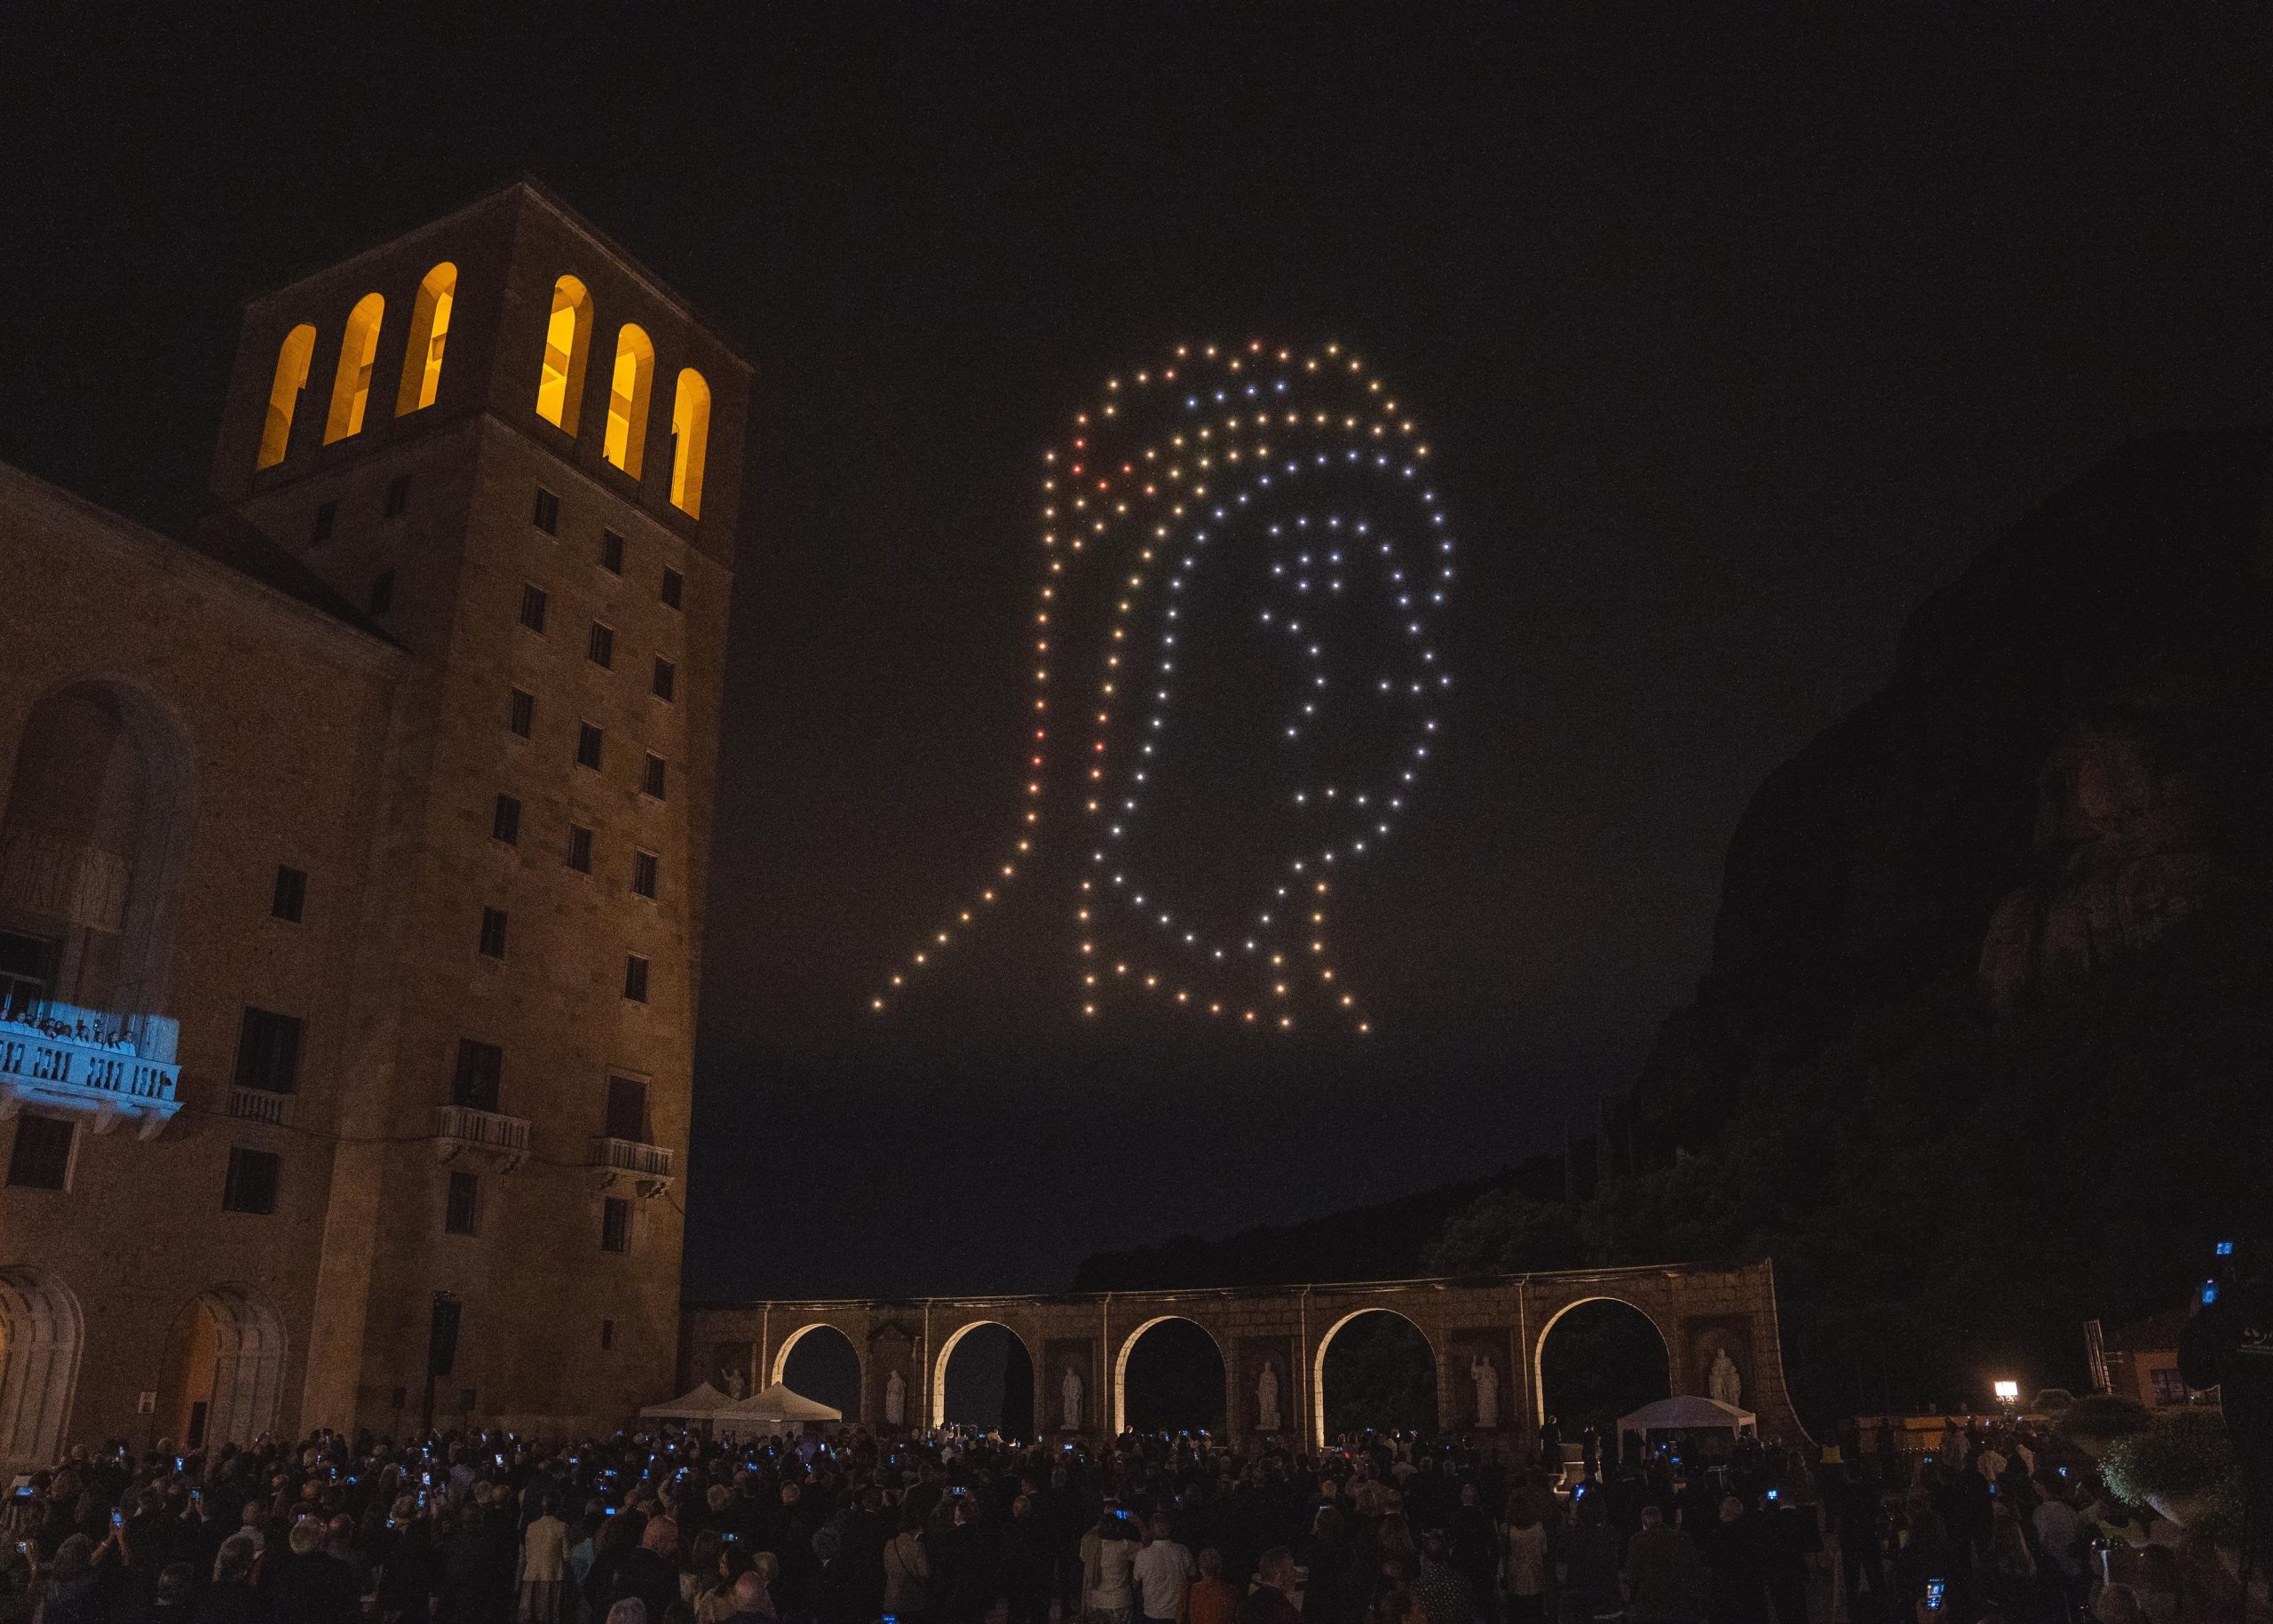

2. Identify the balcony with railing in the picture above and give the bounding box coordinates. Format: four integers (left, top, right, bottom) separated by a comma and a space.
227, 1084, 297, 1128
590, 1135, 676, 1198
434, 1103, 533, 1171
0, 1001, 182, 1138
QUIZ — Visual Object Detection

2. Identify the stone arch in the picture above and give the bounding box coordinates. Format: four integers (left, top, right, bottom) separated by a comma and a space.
162, 1284, 287, 1450
931, 1319, 1037, 1432
1530, 1295, 1674, 1429
0, 678, 196, 1021
1111, 1314, 1228, 1435
1311, 1305, 1438, 1446
0, 1267, 82, 1469
770, 1321, 862, 1417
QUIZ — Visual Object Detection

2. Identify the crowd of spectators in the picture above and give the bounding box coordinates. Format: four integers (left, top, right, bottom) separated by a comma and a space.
0, 1413, 2221, 1624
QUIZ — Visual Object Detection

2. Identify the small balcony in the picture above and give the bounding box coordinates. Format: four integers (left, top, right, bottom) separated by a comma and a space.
227, 1084, 297, 1129
589, 1135, 676, 1198
434, 1103, 532, 1171
0, 1001, 182, 1138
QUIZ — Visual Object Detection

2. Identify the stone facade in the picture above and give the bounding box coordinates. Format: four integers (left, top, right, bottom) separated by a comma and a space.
683, 1259, 1807, 1447
0, 182, 743, 1458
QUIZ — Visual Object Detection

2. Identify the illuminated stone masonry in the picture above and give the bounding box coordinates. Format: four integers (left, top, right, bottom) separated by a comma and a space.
683, 1257, 1806, 1448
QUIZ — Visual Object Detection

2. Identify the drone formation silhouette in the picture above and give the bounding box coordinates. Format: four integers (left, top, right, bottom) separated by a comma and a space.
875, 341, 1453, 1034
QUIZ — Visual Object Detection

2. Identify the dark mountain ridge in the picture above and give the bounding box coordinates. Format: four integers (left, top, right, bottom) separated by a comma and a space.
1077, 431, 2273, 1423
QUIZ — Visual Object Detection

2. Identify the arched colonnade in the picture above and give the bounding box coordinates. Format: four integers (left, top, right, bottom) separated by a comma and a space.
683, 1258, 1803, 1448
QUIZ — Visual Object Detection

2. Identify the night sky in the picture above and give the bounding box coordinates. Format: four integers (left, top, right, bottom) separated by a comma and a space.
4, 12, 2269, 1300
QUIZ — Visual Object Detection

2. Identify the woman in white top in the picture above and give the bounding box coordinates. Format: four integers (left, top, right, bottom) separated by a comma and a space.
1085, 1510, 1142, 1624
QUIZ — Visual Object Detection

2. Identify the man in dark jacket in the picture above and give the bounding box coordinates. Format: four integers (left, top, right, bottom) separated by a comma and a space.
610, 1514, 682, 1624
264, 1519, 359, 1624
1625, 1505, 1705, 1624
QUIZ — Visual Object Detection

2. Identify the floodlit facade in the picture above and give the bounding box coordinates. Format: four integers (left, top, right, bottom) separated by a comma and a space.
0, 182, 746, 1460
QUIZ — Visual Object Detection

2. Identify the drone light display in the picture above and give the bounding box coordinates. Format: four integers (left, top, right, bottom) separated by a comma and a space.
875, 341, 1452, 1034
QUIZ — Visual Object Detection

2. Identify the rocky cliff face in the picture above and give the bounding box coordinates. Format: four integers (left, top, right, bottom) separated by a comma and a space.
1633, 431, 2273, 1151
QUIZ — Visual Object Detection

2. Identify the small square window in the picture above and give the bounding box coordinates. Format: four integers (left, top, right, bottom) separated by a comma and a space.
492, 794, 521, 846
533, 487, 560, 535
384, 473, 411, 519
519, 584, 549, 634
632, 851, 658, 899
642, 755, 667, 800
600, 1318, 615, 1351
576, 724, 604, 771
566, 826, 593, 875
311, 501, 336, 544
623, 955, 649, 1003
222, 1147, 280, 1215
660, 566, 684, 610
600, 1197, 631, 1254
451, 1039, 503, 1112
271, 866, 307, 924
652, 657, 677, 702
587, 622, 614, 669
600, 530, 625, 574
445, 1169, 480, 1235
478, 907, 509, 961
369, 569, 396, 615
508, 688, 535, 739
234, 1008, 304, 1094
6, 1114, 74, 1191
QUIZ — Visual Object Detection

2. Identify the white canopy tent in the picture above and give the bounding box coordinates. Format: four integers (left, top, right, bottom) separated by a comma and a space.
1618, 1395, 1756, 1437
640, 1381, 739, 1423
719, 1381, 843, 1428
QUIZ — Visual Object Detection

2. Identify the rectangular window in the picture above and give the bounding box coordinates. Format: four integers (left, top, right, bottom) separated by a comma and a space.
451, 1039, 503, 1112
652, 656, 676, 702
600, 529, 625, 574
270, 866, 307, 923
605, 1076, 649, 1142
533, 486, 560, 535
600, 1318, 615, 1351
233, 1008, 304, 1094
576, 724, 604, 771
478, 907, 508, 961
508, 687, 535, 739
587, 622, 614, 669
632, 850, 658, 899
0, 931, 52, 1018
600, 1196, 631, 1254
519, 584, 549, 634
660, 566, 684, 610
641, 754, 667, 799
368, 569, 396, 615
566, 825, 594, 874
384, 473, 410, 519
5, 1114, 73, 1191
623, 955, 649, 1003
311, 501, 336, 544
492, 793, 521, 846
445, 1169, 480, 1235
222, 1147, 280, 1215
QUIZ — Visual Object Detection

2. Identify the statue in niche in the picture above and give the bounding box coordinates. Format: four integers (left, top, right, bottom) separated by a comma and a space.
1061, 1364, 1084, 1430
1255, 1359, 1281, 1431
1708, 1344, 1743, 1408
1470, 1355, 1500, 1429
723, 1367, 748, 1401
885, 1368, 907, 1427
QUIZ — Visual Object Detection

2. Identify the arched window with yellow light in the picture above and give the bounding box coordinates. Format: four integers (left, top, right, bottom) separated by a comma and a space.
394, 262, 456, 416
323, 293, 385, 443
535, 274, 592, 434
603, 324, 655, 479
256, 323, 317, 471
669, 368, 710, 518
